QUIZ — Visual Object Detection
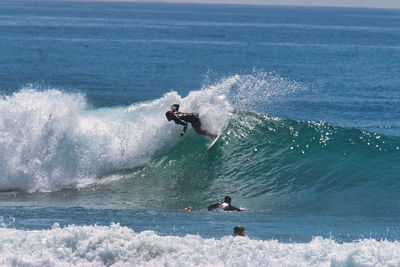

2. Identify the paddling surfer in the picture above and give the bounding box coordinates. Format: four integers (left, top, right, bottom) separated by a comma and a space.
207, 196, 243, 211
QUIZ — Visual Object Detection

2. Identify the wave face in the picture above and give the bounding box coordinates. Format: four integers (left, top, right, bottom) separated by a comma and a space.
133, 111, 400, 216
1, 224, 399, 267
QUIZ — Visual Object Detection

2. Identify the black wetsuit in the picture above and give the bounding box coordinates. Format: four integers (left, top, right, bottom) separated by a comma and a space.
171, 111, 201, 133
207, 202, 242, 211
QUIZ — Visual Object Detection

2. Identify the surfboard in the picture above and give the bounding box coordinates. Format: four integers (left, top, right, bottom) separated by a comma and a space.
207, 134, 221, 150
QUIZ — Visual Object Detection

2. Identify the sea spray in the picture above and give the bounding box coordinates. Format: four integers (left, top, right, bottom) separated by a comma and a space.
203, 70, 309, 114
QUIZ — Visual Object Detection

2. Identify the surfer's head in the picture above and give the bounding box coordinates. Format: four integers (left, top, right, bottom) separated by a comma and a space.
224, 196, 232, 204
170, 104, 179, 112
165, 110, 175, 121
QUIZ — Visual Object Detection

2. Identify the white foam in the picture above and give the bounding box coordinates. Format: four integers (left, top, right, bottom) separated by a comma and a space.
0, 88, 87, 192
0, 224, 399, 266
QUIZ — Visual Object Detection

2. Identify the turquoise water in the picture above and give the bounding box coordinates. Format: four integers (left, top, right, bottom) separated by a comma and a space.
1, 1, 400, 266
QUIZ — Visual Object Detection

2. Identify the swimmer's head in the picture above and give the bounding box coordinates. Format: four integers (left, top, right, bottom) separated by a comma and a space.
224, 196, 232, 204
184, 206, 193, 211
234, 225, 246, 236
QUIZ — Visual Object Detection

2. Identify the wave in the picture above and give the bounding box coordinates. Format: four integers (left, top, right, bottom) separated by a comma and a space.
0, 223, 399, 266
1, 71, 399, 212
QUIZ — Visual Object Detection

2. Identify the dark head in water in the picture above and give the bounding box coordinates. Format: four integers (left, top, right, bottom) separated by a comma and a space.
224, 196, 232, 204
234, 225, 246, 237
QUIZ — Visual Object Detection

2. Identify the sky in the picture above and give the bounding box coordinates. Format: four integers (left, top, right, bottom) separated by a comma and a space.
86, 0, 400, 9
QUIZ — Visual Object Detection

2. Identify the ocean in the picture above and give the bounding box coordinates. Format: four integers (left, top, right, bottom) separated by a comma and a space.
1, 1, 400, 266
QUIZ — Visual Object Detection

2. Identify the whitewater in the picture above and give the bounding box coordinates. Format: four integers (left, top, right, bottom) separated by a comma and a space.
1, 223, 400, 266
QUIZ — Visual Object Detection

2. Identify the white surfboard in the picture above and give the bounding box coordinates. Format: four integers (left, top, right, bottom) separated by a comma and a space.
207, 134, 221, 150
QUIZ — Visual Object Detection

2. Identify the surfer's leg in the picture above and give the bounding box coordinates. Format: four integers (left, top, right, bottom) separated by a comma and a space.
190, 116, 217, 138
194, 127, 217, 138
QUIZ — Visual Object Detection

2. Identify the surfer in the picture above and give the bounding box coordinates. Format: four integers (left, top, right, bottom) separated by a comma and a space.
166, 104, 217, 138
207, 196, 243, 211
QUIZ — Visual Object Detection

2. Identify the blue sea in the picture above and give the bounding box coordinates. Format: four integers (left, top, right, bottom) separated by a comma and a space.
1, 1, 400, 266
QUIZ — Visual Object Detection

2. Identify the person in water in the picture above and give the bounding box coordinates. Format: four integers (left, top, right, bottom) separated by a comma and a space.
184, 206, 193, 211
207, 196, 243, 211
165, 104, 217, 138
233, 225, 246, 237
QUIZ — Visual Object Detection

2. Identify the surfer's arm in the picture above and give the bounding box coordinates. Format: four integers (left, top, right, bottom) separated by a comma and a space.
181, 122, 188, 135
227, 205, 243, 211
172, 116, 188, 135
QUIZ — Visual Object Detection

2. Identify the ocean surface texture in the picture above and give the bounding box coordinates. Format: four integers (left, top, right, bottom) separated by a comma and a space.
1, 1, 400, 266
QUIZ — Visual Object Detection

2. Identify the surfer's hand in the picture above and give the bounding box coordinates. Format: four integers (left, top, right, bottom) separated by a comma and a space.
180, 131, 185, 136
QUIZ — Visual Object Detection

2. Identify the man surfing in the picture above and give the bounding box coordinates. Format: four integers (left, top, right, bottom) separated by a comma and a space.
166, 104, 217, 138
